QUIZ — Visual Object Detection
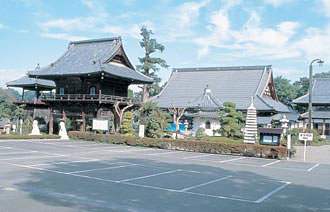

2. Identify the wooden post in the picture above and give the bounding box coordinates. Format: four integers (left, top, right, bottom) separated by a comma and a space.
22, 88, 25, 101
82, 111, 86, 132
303, 119, 306, 131
49, 108, 53, 135
322, 119, 326, 136
62, 108, 66, 123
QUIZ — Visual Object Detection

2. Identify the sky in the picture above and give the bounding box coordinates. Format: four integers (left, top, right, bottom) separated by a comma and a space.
1, 0, 330, 90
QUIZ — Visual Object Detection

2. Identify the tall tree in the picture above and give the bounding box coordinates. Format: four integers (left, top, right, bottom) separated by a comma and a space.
274, 76, 297, 106
218, 102, 245, 139
136, 26, 169, 102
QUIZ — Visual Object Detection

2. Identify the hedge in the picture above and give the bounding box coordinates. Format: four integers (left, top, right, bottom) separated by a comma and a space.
69, 131, 288, 159
0, 134, 61, 140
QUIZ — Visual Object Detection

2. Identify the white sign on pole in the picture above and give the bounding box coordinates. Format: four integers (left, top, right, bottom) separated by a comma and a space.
92, 119, 109, 131
139, 125, 145, 138
299, 133, 313, 162
298, 133, 313, 141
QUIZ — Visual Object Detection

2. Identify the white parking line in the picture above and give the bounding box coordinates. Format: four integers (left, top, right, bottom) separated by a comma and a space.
307, 163, 320, 172
254, 182, 291, 203
120, 170, 179, 182
30, 159, 102, 166
182, 154, 214, 159
0, 151, 37, 155
262, 160, 281, 167
179, 175, 232, 192
146, 151, 180, 156
0, 155, 66, 161
219, 157, 245, 163
67, 163, 137, 174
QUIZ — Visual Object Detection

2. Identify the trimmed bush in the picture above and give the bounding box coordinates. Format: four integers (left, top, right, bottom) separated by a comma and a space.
0, 134, 60, 140
69, 131, 288, 159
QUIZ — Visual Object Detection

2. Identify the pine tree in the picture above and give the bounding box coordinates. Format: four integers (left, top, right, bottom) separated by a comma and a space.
218, 102, 245, 139
136, 27, 169, 102
120, 112, 134, 135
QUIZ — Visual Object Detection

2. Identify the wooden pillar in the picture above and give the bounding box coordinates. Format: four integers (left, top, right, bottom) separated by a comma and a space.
81, 111, 86, 132
322, 119, 326, 136
303, 119, 306, 131
62, 109, 66, 123
22, 88, 25, 101
49, 108, 53, 135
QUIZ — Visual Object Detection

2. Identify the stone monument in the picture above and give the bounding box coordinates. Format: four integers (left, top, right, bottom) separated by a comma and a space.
59, 121, 69, 140
30, 120, 41, 135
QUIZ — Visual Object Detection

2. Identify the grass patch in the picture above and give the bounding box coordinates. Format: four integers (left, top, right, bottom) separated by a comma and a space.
199, 136, 243, 144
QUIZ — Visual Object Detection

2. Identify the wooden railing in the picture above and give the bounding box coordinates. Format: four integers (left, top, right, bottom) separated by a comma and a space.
40, 94, 140, 105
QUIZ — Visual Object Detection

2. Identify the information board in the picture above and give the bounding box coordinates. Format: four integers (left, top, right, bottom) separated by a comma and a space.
92, 119, 109, 131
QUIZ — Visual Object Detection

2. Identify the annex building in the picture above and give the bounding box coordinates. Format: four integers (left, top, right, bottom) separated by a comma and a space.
151, 65, 296, 135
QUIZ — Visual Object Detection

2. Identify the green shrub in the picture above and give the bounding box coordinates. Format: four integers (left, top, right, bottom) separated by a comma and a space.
120, 112, 133, 135
196, 128, 206, 140
69, 131, 288, 159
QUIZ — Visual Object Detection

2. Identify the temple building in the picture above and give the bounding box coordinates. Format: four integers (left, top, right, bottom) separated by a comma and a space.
12, 37, 152, 133
6, 75, 56, 119
293, 78, 330, 137
151, 65, 295, 135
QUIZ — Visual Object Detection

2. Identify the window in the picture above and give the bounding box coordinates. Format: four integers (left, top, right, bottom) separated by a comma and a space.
59, 88, 65, 95
89, 86, 96, 95
205, 121, 211, 129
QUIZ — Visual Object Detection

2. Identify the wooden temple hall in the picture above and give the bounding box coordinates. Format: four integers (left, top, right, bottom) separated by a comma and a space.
8, 37, 153, 133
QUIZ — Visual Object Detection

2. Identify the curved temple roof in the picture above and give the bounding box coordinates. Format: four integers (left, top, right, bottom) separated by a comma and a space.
151, 65, 290, 112
188, 86, 223, 110
6, 76, 55, 90
28, 37, 153, 84
293, 78, 330, 105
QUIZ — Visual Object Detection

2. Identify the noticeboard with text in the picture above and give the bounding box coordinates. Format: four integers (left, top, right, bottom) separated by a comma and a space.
92, 119, 109, 131
299, 133, 313, 141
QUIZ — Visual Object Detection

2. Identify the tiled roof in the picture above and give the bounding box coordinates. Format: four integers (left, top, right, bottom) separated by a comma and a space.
151, 65, 290, 112
6, 76, 55, 89
188, 86, 223, 110
28, 37, 153, 83
301, 111, 330, 119
293, 78, 330, 104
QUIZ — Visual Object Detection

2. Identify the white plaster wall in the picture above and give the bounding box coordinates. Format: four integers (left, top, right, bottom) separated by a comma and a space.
192, 118, 221, 136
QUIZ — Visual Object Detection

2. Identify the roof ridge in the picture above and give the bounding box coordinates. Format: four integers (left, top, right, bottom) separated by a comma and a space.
173, 65, 272, 72
69, 37, 121, 45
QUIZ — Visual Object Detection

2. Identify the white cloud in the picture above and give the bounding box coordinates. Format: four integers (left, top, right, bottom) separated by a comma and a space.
194, 1, 302, 60
40, 17, 98, 31
264, 0, 293, 7
40, 33, 90, 41
321, 0, 330, 17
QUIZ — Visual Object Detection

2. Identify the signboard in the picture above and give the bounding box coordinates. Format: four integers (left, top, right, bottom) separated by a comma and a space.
139, 125, 145, 138
299, 133, 313, 141
92, 119, 109, 131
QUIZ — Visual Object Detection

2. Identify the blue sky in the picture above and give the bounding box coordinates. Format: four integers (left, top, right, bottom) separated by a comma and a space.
1, 0, 330, 90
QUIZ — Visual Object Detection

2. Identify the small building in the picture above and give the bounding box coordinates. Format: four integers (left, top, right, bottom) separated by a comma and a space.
6, 75, 56, 119
151, 65, 292, 134
293, 78, 330, 136
0, 118, 10, 134
185, 86, 223, 136
16, 37, 152, 133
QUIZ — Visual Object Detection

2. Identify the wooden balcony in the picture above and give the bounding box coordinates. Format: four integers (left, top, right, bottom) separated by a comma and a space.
13, 99, 47, 106
40, 94, 140, 105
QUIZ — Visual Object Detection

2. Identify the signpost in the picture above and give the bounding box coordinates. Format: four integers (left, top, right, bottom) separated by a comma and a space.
93, 119, 110, 142
299, 133, 313, 162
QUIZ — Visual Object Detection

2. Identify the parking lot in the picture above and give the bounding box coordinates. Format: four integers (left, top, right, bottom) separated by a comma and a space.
0, 139, 329, 212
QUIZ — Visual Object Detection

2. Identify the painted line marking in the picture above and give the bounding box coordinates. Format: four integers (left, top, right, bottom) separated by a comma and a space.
67, 163, 137, 174
254, 182, 291, 203
120, 170, 179, 182
0, 155, 67, 161
226, 162, 311, 172
146, 151, 180, 156
0, 151, 37, 155
179, 175, 232, 192
30, 159, 101, 167
307, 163, 320, 172
219, 157, 245, 163
182, 154, 214, 159
0, 160, 267, 204
262, 160, 281, 167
